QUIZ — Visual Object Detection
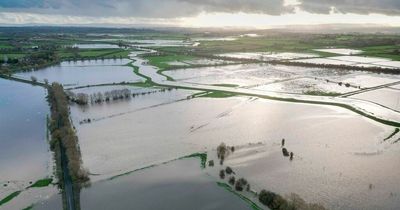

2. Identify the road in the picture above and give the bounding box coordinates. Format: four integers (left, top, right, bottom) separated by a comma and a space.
60, 142, 76, 210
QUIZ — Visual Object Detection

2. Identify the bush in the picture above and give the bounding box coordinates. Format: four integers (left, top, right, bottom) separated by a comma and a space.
259, 190, 280, 207
225, 166, 233, 175
208, 160, 214, 167
258, 190, 328, 210
219, 170, 225, 179
220, 156, 224, 165
228, 176, 236, 186
235, 178, 247, 191
282, 148, 289, 157
217, 142, 227, 159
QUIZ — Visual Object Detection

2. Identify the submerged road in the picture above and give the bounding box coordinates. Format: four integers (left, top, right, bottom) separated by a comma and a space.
130, 50, 400, 127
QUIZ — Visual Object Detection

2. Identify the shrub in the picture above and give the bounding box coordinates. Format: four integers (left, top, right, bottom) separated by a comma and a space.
282, 148, 289, 157
259, 190, 278, 207
219, 170, 225, 179
208, 160, 214, 167
228, 176, 235, 186
235, 178, 250, 191
225, 166, 233, 175
217, 143, 227, 159
234, 178, 248, 191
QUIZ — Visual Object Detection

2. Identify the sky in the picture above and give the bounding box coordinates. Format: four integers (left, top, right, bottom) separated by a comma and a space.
0, 0, 399, 28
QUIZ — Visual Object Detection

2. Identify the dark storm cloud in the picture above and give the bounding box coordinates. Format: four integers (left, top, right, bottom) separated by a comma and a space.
1, 0, 399, 18
0, 0, 291, 18
298, 0, 400, 15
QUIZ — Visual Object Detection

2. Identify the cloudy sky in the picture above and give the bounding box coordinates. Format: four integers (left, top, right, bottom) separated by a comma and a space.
0, 0, 399, 28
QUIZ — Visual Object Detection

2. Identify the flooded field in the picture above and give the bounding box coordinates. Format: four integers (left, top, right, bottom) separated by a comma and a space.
70, 88, 199, 180
80, 158, 253, 210
15, 59, 142, 88
164, 63, 297, 87
221, 138, 400, 210
4, 44, 400, 210
253, 77, 357, 94
351, 88, 400, 111
164, 62, 400, 95
314, 48, 363, 55
293, 55, 400, 69
218, 52, 317, 61
0, 79, 57, 210
66, 80, 400, 210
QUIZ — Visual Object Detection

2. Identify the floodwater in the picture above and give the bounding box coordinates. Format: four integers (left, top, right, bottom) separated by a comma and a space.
314, 48, 363, 55
0, 79, 50, 182
80, 158, 253, 210
218, 52, 317, 61
221, 138, 400, 210
15, 59, 143, 88
0, 78, 57, 210
164, 63, 297, 87
164, 62, 400, 94
351, 88, 400, 111
293, 55, 400, 69
253, 77, 358, 94
68, 81, 400, 210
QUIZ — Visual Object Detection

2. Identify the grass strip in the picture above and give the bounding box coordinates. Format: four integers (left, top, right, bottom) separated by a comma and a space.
0, 191, 21, 206
27, 178, 53, 188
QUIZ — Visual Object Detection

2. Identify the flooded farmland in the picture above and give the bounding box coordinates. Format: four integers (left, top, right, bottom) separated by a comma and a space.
80, 158, 254, 210
15, 59, 142, 88
66, 79, 400, 209
0, 79, 58, 210
2, 27, 400, 210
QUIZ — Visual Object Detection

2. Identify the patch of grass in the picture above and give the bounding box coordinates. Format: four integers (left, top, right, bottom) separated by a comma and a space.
384, 128, 400, 141
145, 54, 195, 70
361, 45, 400, 61
58, 48, 130, 60
217, 182, 262, 210
199, 91, 238, 98
303, 90, 341, 97
0, 191, 21, 206
181, 152, 207, 169
1, 53, 26, 59
27, 178, 53, 188
130, 82, 155, 88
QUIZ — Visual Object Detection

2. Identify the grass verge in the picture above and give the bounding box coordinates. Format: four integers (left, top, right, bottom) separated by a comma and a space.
28, 178, 53, 188
0, 191, 21, 206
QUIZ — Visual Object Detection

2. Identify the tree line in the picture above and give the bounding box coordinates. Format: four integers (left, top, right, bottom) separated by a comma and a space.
66, 87, 175, 105
48, 82, 89, 184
